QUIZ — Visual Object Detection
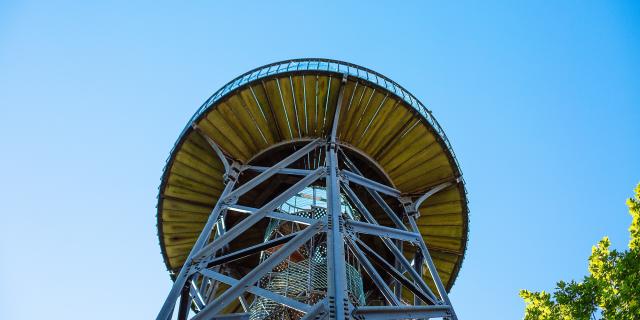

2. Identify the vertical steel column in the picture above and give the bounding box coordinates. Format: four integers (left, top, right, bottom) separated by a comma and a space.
326, 144, 349, 319
325, 74, 349, 319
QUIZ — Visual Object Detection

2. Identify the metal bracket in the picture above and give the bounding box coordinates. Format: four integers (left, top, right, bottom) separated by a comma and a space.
192, 123, 238, 175
398, 196, 419, 218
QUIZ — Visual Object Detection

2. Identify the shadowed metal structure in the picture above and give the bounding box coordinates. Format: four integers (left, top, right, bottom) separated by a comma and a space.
156, 59, 469, 320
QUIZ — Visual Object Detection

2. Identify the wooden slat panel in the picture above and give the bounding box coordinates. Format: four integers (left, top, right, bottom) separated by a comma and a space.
161, 198, 212, 213
163, 221, 208, 234
169, 162, 222, 190
216, 101, 260, 155
263, 79, 294, 140
315, 75, 330, 135
164, 185, 218, 205
238, 87, 276, 146
423, 235, 462, 251
173, 150, 223, 180
421, 186, 461, 205
291, 75, 309, 137
225, 94, 269, 150
200, 111, 250, 161
367, 107, 415, 157
379, 121, 431, 169
338, 81, 366, 141
304, 75, 319, 136
386, 138, 439, 177
348, 91, 387, 145
419, 211, 464, 226
276, 77, 300, 139
392, 153, 450, 187
343, 86, 375, 143
161, 209, 209, 223
420, 201, 464, 216
167, 174, 222, 197
399, 165, 454, 193
355, 97, 399, 149
249, 83, 283, 143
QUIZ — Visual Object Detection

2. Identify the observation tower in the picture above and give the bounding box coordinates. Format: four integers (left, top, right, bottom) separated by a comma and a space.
156, 59, 469, 320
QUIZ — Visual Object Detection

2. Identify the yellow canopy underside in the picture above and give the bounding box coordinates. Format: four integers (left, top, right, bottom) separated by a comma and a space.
157, 73, 468, 293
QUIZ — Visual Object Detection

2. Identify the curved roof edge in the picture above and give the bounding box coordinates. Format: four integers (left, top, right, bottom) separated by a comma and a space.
165, 58, 465, 183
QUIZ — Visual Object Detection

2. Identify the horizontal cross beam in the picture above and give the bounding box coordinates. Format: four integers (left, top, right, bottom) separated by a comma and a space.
345, 220, 420, 243
244, 166, 313, 176
226, 204, 319, 225
204, 232, 299, 268
353, 305, 451, 320
341, 170, 400, 198
225, 138, 323, 202
194, 167, 325, 260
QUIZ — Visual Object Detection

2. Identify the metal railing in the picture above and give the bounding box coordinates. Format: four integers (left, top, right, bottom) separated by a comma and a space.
166, 58, 464, 180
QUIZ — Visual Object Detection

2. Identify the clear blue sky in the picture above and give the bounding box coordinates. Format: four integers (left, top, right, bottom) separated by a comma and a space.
1, 1, 639, 319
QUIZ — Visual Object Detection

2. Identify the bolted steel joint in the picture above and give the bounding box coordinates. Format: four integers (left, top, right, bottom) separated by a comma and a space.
399, 196, 420, 218
223, 162, 242, 183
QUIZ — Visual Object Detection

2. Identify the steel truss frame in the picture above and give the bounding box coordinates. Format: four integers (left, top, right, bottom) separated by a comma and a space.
157, 75, 459, 320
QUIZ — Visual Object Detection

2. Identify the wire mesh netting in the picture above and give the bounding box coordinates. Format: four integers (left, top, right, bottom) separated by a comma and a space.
249, 187, 365, 320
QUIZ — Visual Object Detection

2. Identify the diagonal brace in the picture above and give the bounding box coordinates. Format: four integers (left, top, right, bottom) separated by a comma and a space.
341, 170, 401, 198
225, 138, 323, 202
192, 221, 324, 319
345, 237, 400, 306
194, 167, 325, 261
198, 269, 312, 314
354, 238, 436, 305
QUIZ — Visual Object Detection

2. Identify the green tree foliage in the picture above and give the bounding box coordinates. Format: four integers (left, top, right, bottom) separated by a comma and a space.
520, 184, 640, 320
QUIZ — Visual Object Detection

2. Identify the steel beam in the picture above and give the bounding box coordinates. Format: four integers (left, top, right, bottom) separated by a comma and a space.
224, 138, 323, 202
354, 238, 436, 305
339, 151, 407, 231
226, 204, 319, 225
194, 167, 325, 261
211, 313, 250, 320
341, 170, 400, 198
341, 180, 439, 303
177, 285, 192, 320
300, 302, 328, 320
353, 305, 451, 320
192, 221, 323, 319
340, 182, 380, 226
244, 166, 313, 176
345, 220, 420, 243
325, 74, 350, 320
345, 237, 400, 306
198, 269, 313, 314
204, 232, 299, 268
189, 283, 206, 310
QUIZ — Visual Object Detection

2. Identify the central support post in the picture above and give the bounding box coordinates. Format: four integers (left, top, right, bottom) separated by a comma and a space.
325, 142, 349, 319
325, 74, 349, 319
